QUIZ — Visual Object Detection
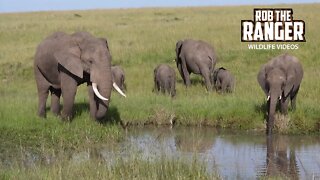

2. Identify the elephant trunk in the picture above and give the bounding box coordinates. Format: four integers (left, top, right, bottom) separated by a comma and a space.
92, 68, 112, 120
267, 90, 281, 135
95, 81, 112, 120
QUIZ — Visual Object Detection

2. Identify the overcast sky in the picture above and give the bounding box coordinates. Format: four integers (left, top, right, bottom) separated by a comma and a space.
0, 0, 319, 13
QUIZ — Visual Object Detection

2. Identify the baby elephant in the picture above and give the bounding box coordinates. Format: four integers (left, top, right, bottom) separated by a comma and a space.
211, 67, 235, 93
111, 65, 126, 92
154, 64, 176, 97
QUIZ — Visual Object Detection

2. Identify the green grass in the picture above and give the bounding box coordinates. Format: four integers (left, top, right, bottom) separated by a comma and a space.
0, 4, 319, 138
0, 153, 217, 180
0, 4, 320, 176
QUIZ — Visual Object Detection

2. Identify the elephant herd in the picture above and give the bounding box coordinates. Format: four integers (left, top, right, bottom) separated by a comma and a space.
154, 39, 235, 97
34, 31, 303, 135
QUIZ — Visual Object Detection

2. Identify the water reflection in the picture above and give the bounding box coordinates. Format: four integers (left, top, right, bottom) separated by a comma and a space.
124, 127, 320, 179
264, 135, 299, 179
1, 126, 319, 179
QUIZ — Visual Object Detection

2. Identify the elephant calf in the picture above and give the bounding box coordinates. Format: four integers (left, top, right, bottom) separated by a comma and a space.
111, 65, 126, 92
211, 67, 235, 93
153, 64, 176, 97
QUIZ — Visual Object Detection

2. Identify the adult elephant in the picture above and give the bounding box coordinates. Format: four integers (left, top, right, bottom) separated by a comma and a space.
34, 31, 126, 120
175, 39, 216, 91
257, 54, 303, 135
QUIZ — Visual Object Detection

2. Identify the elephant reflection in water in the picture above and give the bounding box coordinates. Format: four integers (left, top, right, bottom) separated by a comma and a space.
265, 136, 299, 179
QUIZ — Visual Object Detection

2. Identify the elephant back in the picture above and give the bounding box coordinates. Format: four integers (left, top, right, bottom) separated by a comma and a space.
35, 32, 76, 65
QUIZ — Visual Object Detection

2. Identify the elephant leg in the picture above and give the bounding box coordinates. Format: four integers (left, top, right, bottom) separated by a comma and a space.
50, 87, 61, 116
37, 87, 49, 118
157, 80, 161, 92
200, 68, 212, 91
221, 80, 228, 93
164, 80, 170, 95
170, 79, 176, 97
214, 80, 219, 91
35, 68, 50, 118
60, 72, 78, 120
184, 72, 191, 87
154, 79, 160, 93
160, 81, 166, 94
290, 86, 300, 111
280, 97, 290, 115
88, 84, 97, 119
180, 57, 191, 86
153, 76, 157, 92
177, 63, 185, 84
291, 95, 297, 111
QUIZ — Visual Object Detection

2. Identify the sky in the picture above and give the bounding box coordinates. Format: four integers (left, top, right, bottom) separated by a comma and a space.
0, 0, 319, 13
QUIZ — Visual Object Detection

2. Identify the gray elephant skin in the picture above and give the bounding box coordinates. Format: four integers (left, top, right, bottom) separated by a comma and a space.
211, 67, 235, 93
153, 64, 176, 97
111, 65, 126, 92
257, 54, 303, 135
175, 39, 216, 91
34, 31, 125, 120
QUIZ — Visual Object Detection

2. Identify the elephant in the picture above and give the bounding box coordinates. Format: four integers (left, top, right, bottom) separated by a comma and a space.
153, 64, 176, 97
175, 39, 216, 91
211, 67, 235, 93
34, 31, 126, 120
265, 136, 298, 178
257, 54, 303, 135
111, 65, 126, 92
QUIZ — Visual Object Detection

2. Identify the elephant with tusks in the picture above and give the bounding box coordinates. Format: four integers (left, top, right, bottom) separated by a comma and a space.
34, 31, 126, 120
257, 54, 303, 135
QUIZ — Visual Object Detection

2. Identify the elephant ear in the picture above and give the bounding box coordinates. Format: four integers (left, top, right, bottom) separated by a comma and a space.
257, 64, 268, 95
54, 50, 83, 79
175, 40, 183, 59
284, 68, 295, 97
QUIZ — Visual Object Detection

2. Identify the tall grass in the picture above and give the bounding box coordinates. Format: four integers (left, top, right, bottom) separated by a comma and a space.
0, 149, 217, 180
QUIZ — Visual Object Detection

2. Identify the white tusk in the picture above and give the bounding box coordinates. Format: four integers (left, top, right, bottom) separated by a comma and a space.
279, 95, 282, 100
92, 83, 108, 101
113, 82, 126, 97
267, 95, 270, 101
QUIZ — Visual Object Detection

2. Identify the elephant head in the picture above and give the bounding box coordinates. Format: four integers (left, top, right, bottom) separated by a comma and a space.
257, 54, 303, 135
55, 37, 111, 119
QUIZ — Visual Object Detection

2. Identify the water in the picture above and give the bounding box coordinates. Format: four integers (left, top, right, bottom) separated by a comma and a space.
121, 127, 320, 179
2, 126, 320, 179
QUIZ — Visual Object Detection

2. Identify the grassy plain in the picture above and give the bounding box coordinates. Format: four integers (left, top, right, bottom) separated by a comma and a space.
0, 3, 319, 178
0, 4, 319, 131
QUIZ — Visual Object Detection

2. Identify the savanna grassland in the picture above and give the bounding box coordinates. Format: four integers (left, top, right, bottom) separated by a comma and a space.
0, 3, 319, 179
